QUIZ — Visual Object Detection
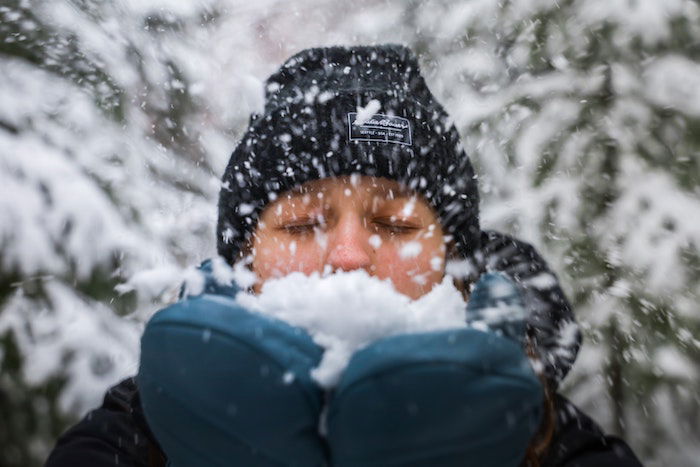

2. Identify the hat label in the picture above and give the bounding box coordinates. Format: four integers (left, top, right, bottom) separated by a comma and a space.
347, 113, 412, 146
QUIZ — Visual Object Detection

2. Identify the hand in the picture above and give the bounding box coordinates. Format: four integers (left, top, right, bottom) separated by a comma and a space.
326, 328, 544, 467
138, 294, 328, 466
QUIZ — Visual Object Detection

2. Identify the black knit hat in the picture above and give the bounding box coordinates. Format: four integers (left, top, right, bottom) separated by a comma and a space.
217, 44, 480, 264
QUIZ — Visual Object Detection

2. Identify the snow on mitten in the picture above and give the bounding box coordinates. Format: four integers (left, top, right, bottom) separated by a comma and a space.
138, 293, 328, 467
466, 272, 529, 345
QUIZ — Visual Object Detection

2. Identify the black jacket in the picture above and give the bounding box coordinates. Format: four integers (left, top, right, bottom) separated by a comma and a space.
45, 377, 641, 466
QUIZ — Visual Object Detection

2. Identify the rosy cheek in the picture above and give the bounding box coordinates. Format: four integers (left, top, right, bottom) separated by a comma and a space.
256, 241, 325, 278
374, 246, 417, 281
373, 242, 444, 297
286, 248, 324, 275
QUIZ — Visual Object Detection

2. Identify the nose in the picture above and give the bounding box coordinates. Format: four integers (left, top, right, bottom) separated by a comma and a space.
325, 215, 372, 272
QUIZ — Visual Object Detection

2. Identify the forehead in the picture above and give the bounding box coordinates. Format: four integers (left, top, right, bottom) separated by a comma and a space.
283, 175, 411, 199
259, 175, 442, 223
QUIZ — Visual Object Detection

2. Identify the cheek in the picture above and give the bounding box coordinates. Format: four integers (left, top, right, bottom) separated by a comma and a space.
373, 240, 445, 297
252, 237, 325, 280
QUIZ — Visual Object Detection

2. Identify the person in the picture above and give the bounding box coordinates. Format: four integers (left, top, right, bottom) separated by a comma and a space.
45, 45, 642, 466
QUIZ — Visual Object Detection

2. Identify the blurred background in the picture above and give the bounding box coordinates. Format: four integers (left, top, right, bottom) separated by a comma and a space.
1, 0, 699, 465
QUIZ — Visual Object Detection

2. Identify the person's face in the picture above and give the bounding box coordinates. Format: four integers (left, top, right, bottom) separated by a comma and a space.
249, 175, 446, 299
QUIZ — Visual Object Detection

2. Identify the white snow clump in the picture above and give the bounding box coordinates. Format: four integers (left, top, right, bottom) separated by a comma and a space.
353, 99, 381, 125
235, 269, 467, 388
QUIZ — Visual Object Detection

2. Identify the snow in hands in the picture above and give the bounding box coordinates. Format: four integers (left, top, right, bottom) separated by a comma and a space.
235, 268, 467, 388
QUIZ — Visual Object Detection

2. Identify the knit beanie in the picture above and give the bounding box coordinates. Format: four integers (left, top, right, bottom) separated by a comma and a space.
217, 44, 480, 264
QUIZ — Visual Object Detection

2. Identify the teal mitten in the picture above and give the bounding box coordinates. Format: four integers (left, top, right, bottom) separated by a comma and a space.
138, 263, 328, 467
326, 274, 542, 467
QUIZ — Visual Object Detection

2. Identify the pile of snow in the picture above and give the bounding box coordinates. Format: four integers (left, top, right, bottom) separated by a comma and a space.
235, 269, 467, 387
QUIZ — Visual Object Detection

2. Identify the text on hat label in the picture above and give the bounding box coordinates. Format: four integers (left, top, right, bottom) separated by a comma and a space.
347, 113, 413, 146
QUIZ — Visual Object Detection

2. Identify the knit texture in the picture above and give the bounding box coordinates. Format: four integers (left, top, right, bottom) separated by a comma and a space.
217, 45, 480, 263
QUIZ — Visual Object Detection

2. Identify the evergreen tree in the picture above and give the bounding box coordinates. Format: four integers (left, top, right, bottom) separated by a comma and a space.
399, 0, 700, 463
0, 0, 235, 464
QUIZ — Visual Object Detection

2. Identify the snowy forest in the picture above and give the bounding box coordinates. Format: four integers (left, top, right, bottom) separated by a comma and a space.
1, 0, 700, 465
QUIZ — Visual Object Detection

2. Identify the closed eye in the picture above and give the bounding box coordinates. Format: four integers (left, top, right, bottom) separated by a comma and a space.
373, 218, 419, 235
280, 219, 323, 235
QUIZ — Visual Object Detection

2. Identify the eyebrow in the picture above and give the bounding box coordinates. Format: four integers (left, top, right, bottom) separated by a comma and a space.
271, 185, 430, 222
